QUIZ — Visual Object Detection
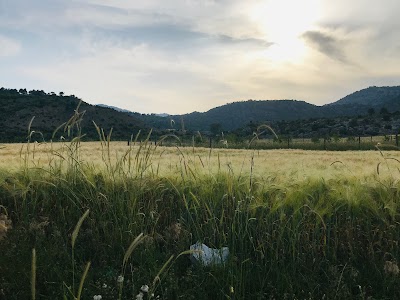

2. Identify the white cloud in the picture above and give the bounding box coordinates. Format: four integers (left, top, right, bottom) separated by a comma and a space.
17, 41, 221, 113
1, 0, 400, 114
319, 0, 399, 25
0, 35, 21, 57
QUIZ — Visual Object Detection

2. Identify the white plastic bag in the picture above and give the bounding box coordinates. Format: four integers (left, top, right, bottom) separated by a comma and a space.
190, 242, 229, 266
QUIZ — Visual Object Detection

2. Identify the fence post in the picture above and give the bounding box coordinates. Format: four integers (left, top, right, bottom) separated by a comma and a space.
209, 136, 212, 149
396, 134, 399, 147
358, 135, 361, 150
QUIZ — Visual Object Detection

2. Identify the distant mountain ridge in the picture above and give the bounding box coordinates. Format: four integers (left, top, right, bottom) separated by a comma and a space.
0, 85, 399, 141
97, 104, 132, 113
331, 86, 400, 106
174, 100, 321, 131
0, 88, 146, 142
170, 86, 400, 131
97, 86, 400, 132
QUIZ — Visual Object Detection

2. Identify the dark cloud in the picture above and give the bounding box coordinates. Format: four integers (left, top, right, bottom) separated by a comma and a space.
301, 30, 348, 63
216, 34, 273, 48
78, 23, 272, 54
114, 24, 206, 44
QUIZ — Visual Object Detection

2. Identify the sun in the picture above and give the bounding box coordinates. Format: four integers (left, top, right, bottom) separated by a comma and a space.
249, 0, 320, 64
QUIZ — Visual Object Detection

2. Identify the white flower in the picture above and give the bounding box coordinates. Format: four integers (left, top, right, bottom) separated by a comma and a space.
93, 295, 102, 300
140, 285, 149, 293
117, 275, 124, 284
102, 283, 107, 288
136, 292, 144, 300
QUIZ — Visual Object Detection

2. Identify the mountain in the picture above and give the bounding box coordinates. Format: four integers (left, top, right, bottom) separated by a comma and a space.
1, 85, 400, 141
154, 113, 170, 117
0, 88, 146, 142
172, 100, 321, 131
97, 104, 169, 117
96, 104, 172, 129
331, 86, 400, 107
169, 86, 400, 131
97, 104, 132, 113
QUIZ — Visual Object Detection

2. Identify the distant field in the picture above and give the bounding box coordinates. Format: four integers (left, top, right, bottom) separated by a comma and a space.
1, 141, 399, 181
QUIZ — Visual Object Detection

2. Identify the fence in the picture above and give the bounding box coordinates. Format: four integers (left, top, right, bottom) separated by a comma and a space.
153, 134, 400, 151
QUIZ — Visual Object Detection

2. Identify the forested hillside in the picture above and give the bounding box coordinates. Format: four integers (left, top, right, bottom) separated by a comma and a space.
332, 86, 400, 106
1, 85, 400, 142
0, 88, 146, 142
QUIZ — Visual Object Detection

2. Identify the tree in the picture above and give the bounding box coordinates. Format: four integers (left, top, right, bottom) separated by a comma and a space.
210, 123, 222, 137
368, 108, 375, 116
311, 136, 320, 143
247, 121, 257, 134
380, 107, 389, 115
380, 107, 391, 121
348, 118, 358, 128
383, 114, 391, 121
332, 133, 341, 142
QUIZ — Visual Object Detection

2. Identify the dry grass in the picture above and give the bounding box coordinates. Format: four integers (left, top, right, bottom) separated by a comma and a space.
1, 141, 399, 183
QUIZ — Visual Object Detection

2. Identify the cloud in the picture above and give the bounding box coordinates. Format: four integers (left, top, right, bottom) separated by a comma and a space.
0, 35, 21, 57
17, 41, 230, 113
301, 30, 347, 63
64, 4, 176, 28
1, 0, 400, 114
215, 35, 272, 48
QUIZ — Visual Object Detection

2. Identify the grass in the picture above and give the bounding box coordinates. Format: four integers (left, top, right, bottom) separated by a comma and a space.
1, 141, 400, 180
1, 126, 400, 299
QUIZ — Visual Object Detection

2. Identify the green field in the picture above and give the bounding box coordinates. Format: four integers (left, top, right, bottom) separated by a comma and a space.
1, 136, 400, 299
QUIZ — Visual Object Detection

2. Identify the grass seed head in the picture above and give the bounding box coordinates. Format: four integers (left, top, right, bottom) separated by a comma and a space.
0, 214, 12, 241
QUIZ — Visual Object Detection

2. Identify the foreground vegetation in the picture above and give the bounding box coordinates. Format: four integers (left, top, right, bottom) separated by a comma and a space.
1, 101, 400, 299
1, 131, 400, 299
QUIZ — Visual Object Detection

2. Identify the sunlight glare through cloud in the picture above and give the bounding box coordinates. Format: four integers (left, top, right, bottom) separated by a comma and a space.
249, 0, 320, 64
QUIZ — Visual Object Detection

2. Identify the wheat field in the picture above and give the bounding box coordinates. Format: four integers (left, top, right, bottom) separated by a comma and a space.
2, 141, 399, 181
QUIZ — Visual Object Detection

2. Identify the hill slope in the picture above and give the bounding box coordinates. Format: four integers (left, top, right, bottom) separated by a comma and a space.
0, 88, 146, 142
171, 86, 400, 131
2, 85, 400, 138
173, 100, 321, 131
331, 86, 400, 106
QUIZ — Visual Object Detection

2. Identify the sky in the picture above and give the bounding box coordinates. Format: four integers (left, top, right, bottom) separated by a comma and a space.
0, 0, 399, 114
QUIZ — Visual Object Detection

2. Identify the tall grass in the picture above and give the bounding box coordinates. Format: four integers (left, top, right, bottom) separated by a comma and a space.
1, 110, 400, 299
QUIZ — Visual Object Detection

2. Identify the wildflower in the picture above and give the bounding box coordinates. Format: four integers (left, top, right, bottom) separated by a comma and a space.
117, 275, 124, 284
141, 285, 149, 293
102, 283, 107, 288
93, 295, 102, 300
136, 292, 144, 300
384, 260, 399, 275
